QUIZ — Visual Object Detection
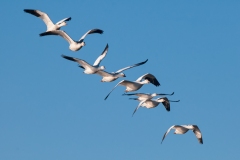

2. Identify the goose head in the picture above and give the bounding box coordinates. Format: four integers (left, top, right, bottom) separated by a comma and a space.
117, 73, 126, 77
151, 93, 158, 97
98, 66, 105, 70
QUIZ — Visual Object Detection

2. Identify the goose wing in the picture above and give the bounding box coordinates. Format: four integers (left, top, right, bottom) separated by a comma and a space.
132, 100, 147, 116
115, 59, 148, 73
24, 9, 54, 30
156, 92, 175, 96
96, 70, 114, 77
93, 44, 109, 66
159, 97, 170, 111
40, 30, 74, 44
192, 125, 203, 144
104, 80, 133, 100
123, 92, 174, 98
136, 73, 160, 86
56, 17, 71, 25
78, 29, 104, 43
123, 93, 150, 97
161, 125, 177, 144
123, 93, 152, 100
61, 55, 94, 70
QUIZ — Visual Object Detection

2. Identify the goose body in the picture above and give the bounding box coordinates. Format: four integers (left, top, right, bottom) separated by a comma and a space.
161, 125, 203, 144
40, 29, 103, 51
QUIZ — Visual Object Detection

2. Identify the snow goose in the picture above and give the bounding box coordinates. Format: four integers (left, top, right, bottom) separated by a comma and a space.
104, 73, 160, 100
24, 9, 71, 35
96, 59, 148, 82
39, 29, 104, 51
62, 44, 108, 74
132, 97, 180, 116
161, 125, 203, 144
123, 92, 174, 101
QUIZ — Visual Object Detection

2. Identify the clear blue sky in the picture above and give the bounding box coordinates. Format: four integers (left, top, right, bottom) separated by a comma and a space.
1, 0, 240, 159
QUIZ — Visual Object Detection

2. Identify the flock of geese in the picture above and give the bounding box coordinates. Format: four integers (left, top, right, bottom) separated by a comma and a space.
24, 9, 203, 145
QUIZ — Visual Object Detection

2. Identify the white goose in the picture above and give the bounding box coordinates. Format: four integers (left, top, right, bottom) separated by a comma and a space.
39, 29, 104, 51
24, 9, 71, 35
161, 125, 203, 144
62, 44, 108, 74
123, 92, 174, 101
132, 97, 180, 116
104, 73, 160, 100
96, 59, 148, 82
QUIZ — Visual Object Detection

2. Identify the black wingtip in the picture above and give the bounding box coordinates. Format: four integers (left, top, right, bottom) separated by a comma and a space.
132, 112, 135, 117
39, 32, 47, 37
104, 94, 110, 100
129, 98, 138, 100
141, 59, 148, 65
156, 81, 161, 87
89, 29, 104, 35
61, 55, 77, 62
24, 9, 41, 17
170, 100, 180, 102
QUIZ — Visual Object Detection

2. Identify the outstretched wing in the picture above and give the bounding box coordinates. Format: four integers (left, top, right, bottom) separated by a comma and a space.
115, 59, 148, 73
132, 100, 147, 116
104, 80, 124, 100
24, 9, 54, 30
96, 70, 113, 77
40, 30, 74, 44
160, 97, 170, 111
161, 125, 176, 144
136, 73, 160, 86
123, 93, 149, 96
61, 55, 94, 70
104, 80, 132, 100
56, 17, 71, 25
157, 92, 175, 96
78, 29, 104, 42
93, 44, 109, 66
192, 125, 203, 144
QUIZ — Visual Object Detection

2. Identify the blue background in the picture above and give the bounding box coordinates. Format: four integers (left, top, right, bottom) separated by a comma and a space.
1, 0, 240, 159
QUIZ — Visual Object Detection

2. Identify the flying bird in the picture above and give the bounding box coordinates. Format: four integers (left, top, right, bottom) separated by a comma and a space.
104, 73, 160, 100
123, 92, 174, 101
96, 59, 148, 82
161, 125, 203, 144
39, 29, 103, 51
24, 9, 71, 35
62, 44, 108, 74
132, 97, 180, 116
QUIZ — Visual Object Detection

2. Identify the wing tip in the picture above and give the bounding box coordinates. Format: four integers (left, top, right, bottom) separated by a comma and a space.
104, 93, 110, 100
39, 32, 48, 37
23, 9, 33, 12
